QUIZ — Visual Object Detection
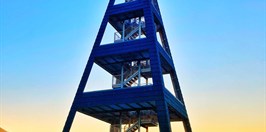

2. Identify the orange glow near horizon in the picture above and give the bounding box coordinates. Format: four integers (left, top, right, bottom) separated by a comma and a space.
1, 98, 264, 132
1, 0, 265, 132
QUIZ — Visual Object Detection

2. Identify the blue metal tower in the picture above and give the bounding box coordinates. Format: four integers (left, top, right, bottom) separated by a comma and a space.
63, 0, 192, 132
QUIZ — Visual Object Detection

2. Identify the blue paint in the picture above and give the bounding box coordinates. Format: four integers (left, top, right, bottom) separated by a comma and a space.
63, 0, 192, 132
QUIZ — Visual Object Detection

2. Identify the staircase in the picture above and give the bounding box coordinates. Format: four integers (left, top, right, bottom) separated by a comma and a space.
125, 119, 157, 132
126, 121, 140, 132
112, 60, 152, 89
114, 22, 145, 43
124, 71, 139, 87
124, 25, 141, 40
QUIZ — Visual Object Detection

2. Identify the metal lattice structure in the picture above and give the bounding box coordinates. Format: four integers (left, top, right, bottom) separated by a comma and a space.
63, 0, 192, 132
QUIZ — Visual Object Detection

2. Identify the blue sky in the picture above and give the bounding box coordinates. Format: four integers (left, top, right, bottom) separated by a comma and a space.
1, 0, 265, 131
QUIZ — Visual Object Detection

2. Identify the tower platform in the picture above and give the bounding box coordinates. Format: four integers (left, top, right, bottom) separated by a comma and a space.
76, 86, 187, 124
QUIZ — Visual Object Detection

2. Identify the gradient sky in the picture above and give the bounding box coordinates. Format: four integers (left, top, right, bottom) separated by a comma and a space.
1, 0, 265, 132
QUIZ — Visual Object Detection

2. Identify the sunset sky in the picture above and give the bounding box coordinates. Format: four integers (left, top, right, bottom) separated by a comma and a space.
1, 0, 265, 132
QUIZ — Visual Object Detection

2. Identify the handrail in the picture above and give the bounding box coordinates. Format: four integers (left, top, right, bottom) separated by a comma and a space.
124, 26, 139, 40
126, 121, 139, 132
123, 71, 139, 86
114, 22, 145, 43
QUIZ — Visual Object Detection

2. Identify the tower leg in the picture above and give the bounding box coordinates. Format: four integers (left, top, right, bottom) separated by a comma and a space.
63, 107, 77, 132
156, 100, 172, 132
183, 119, 192, 132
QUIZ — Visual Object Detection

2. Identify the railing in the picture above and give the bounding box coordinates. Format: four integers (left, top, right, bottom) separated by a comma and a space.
114, 21, 145, 43
112, 60, 151, 88
125, 121, 139, 132
115, 0, 137, 5
112, 74, 122, 88
114, 31, 122, 43
126, 0, 137, 2
112, 66, 139, 88
123, 110, 158, 132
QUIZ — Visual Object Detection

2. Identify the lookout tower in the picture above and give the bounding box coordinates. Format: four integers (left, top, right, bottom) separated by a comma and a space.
63, 0, 192, 132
